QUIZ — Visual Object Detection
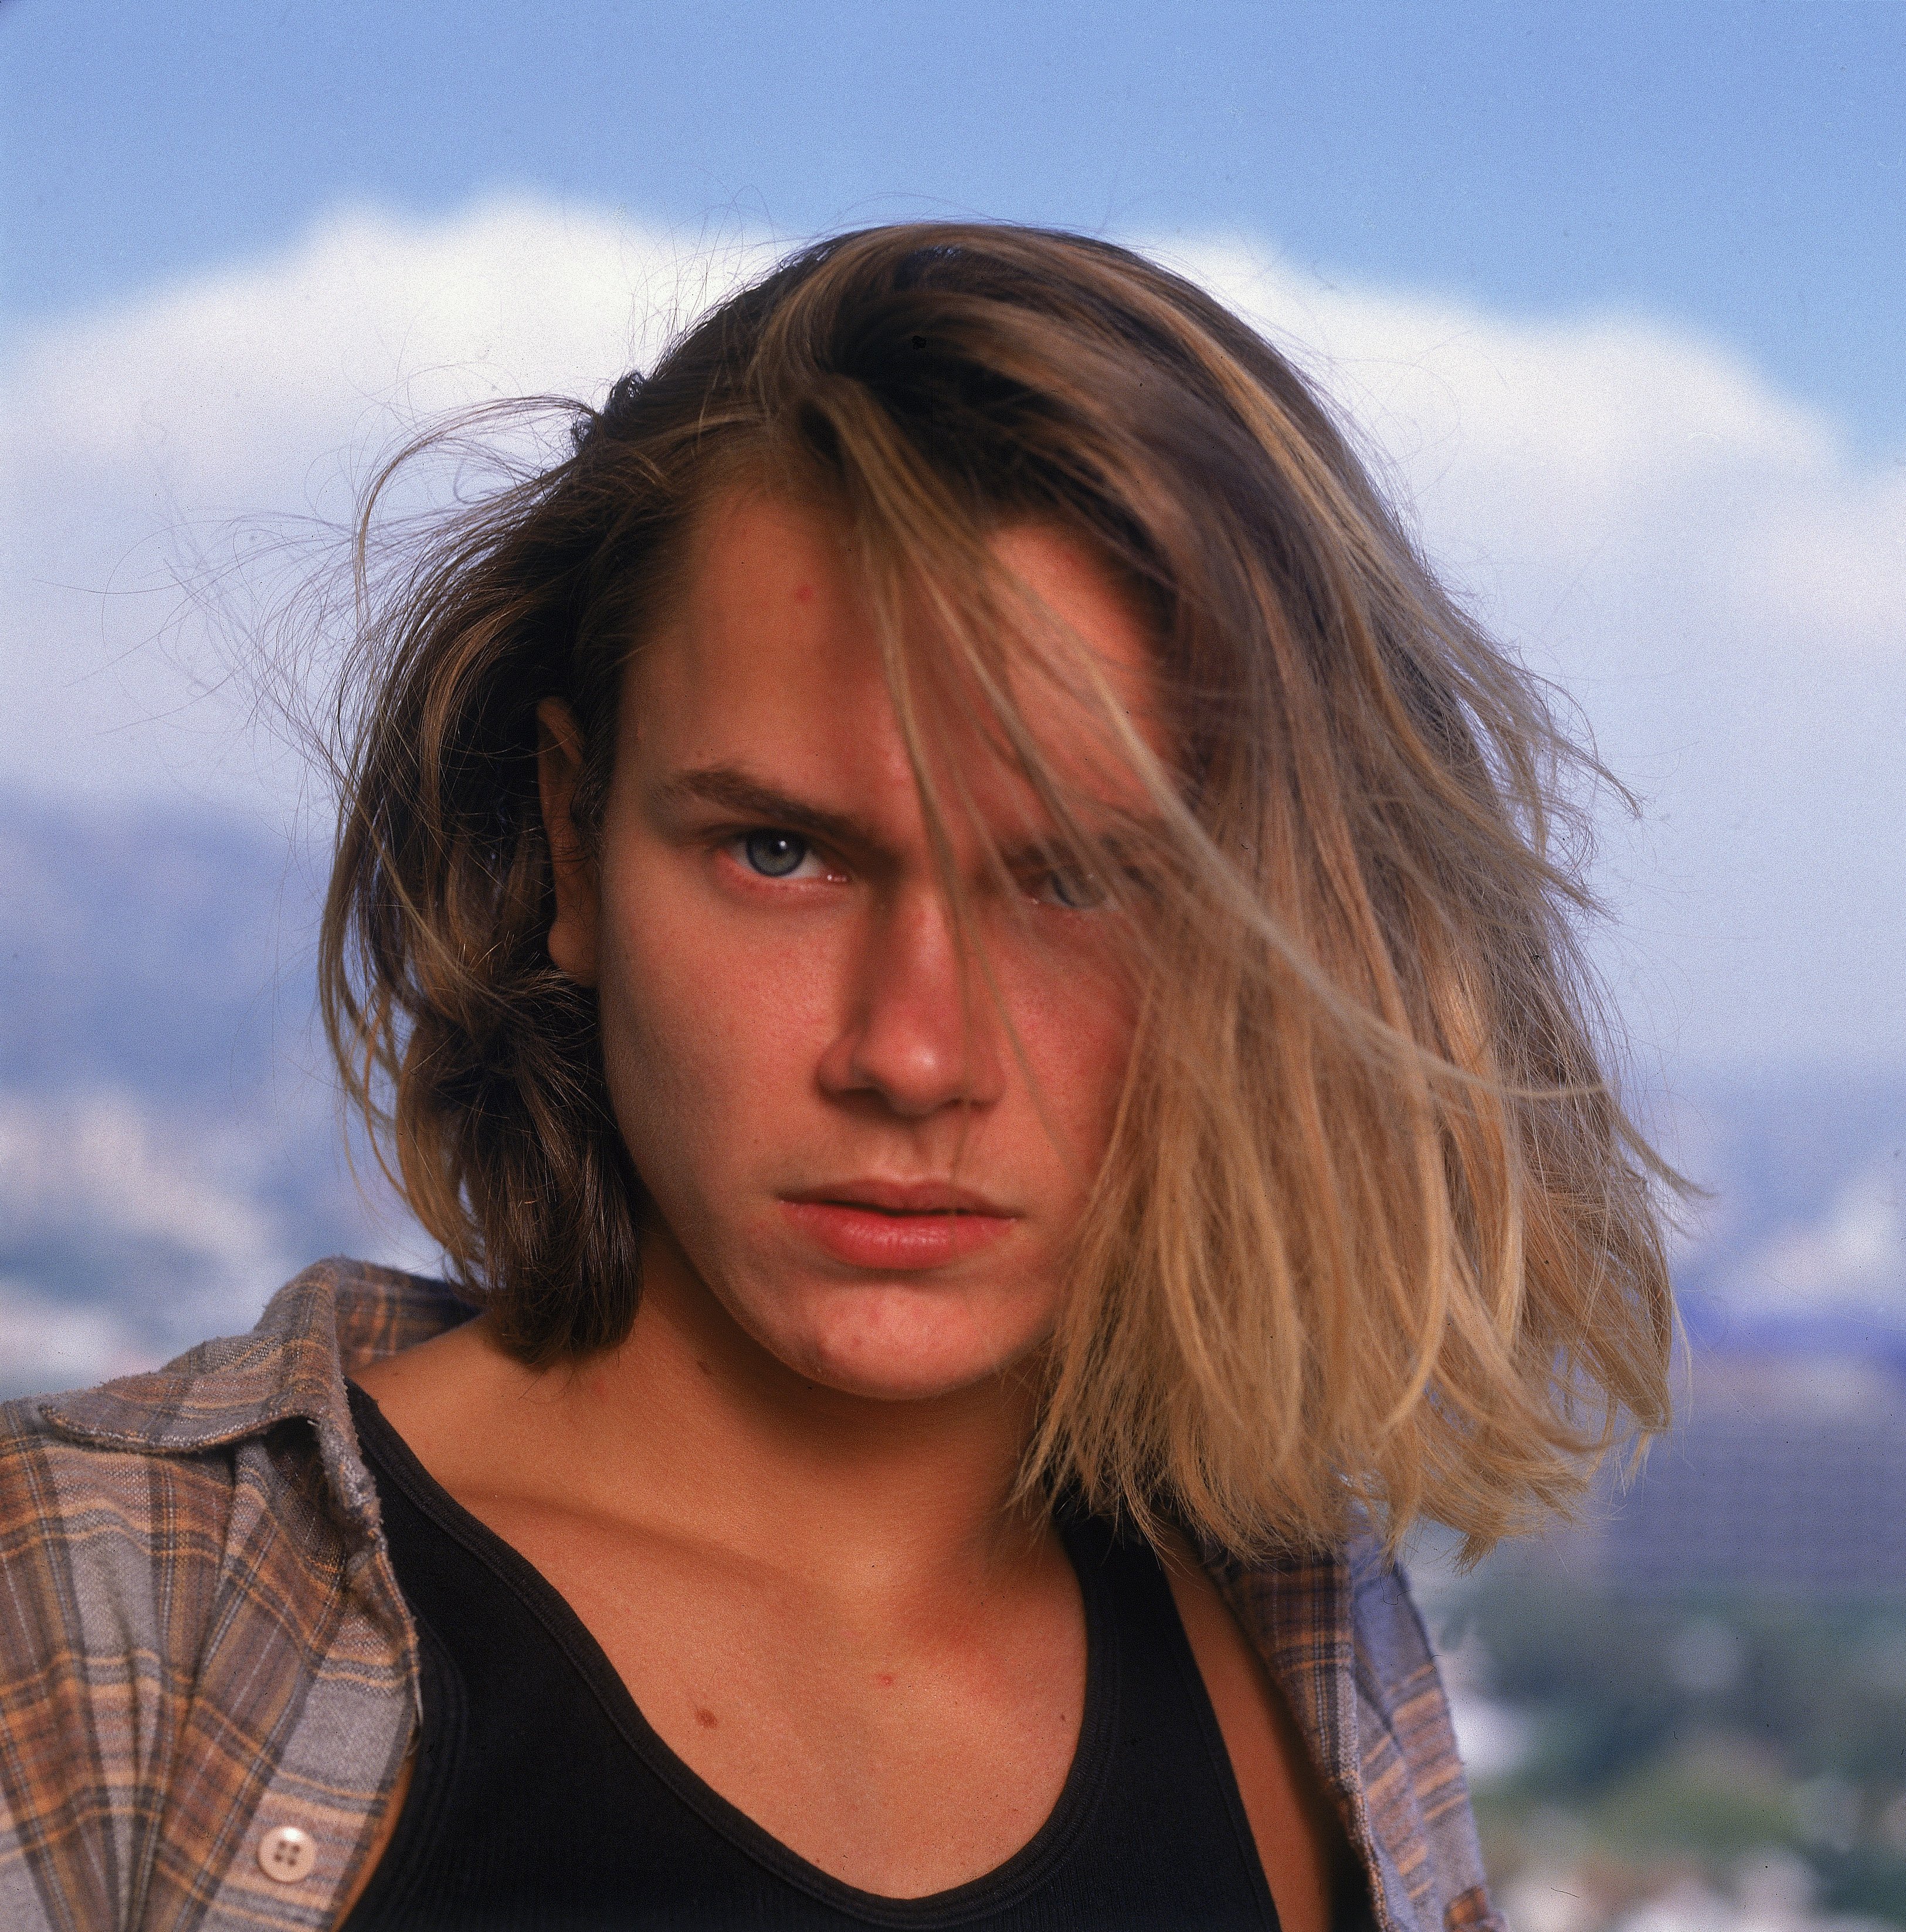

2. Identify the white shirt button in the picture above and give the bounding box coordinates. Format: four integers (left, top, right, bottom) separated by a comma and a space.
257, 1824, 317, 1883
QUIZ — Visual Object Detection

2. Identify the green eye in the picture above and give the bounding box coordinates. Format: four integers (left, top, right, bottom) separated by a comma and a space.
741, 829, 809, 877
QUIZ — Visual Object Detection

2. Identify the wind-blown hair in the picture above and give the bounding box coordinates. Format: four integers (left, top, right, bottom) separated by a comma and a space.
321, 222, 1676, 1560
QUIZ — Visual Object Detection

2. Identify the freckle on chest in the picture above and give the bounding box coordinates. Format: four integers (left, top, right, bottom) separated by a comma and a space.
694, 1706, 718, 1728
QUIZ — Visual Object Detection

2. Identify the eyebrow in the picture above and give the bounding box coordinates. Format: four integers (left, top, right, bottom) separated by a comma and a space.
647, 765, 877, 852
648, 761, 1149, 877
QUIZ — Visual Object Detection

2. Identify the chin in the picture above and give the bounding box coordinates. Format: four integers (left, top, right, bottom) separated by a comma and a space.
756, 1282, 1049, 1404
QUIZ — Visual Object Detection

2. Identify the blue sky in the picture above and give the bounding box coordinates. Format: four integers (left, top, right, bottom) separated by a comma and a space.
5, 0, 1903, 449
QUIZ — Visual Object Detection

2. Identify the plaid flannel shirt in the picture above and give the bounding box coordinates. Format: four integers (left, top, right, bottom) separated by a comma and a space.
0, 1258, 1502, 1931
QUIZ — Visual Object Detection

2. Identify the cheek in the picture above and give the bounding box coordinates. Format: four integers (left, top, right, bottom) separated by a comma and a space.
1008, 950, 1138, 1165
592, 869, 832, 1175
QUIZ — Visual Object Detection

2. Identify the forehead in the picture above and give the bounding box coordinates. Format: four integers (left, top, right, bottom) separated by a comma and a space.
620, 489, 1164, 838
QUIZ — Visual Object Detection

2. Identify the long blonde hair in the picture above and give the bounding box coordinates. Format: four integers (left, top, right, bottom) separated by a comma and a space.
321, 223, 1676, 1561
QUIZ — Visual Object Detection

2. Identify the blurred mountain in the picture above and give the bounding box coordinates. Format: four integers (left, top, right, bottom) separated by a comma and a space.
0, 791, 434, 1396
1661, 1072, 1906, 1374
0, 791, 316, 1098
1, 792, 1901, 1398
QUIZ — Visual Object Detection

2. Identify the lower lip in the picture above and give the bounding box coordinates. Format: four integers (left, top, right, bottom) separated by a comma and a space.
779, 1201, 1017, 1271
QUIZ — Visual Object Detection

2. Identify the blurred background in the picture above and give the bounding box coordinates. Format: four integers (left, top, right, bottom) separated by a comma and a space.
3, 4, 1902, 1925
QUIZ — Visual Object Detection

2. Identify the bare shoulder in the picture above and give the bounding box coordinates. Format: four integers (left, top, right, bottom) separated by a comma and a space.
354, 1310, 510, 1420
353, 1306, 500, 1407
351, 1312, 576, 1503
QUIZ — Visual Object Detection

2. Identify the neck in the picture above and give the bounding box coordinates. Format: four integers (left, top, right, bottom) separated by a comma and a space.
450, 1228, 1049, 1601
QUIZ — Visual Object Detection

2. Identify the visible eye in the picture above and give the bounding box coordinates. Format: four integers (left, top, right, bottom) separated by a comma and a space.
734, 828, 819, 879
1028, 865, 1106, 911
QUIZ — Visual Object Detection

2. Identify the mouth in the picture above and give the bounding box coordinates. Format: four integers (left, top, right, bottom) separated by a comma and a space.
779, 1179, 1019, 1270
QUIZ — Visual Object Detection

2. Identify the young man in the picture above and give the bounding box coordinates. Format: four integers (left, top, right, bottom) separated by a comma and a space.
0, 225, 1674, 1930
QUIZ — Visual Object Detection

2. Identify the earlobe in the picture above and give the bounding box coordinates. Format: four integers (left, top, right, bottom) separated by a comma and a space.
536, 697, 601, 988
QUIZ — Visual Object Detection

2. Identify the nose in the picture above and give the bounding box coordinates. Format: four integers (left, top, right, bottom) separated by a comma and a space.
818, 883, 1006, 1118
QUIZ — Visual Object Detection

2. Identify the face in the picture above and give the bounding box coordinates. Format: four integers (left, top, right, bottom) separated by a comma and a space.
540, 489, 1161, 1403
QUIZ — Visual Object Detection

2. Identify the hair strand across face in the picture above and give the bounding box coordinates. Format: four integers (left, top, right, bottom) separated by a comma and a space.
318, 222, 1679, 1562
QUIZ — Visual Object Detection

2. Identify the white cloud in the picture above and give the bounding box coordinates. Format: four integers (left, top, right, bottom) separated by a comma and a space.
1728, 1162, 1906, 1318
0, 1087, 299, 1394
0, 1280, 152, 1400
0, 1085, 270, 1248
0, 1088, 296, 1300
2, 196, 1901, 1067
1166, 237, 1906, 1072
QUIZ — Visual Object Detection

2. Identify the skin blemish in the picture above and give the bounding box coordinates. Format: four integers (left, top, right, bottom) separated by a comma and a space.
792, 581, 815, 603
873, 1672, 895, 1689
695, 1706, 719, 1728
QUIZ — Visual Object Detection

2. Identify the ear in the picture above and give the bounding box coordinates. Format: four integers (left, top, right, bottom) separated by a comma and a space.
537, 697, 601, 987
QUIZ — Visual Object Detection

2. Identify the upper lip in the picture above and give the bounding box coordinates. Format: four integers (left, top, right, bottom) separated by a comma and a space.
783, 1178, 1018, 1217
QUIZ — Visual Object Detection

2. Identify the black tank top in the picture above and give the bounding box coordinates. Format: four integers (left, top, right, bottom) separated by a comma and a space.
342, 1382, 1283, 1930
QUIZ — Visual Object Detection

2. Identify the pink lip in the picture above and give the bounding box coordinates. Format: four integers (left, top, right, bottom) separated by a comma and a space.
779, 1180, 1018, 1271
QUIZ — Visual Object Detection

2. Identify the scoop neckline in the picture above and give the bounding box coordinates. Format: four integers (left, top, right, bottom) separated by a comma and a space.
348, 1379, 1122, 1929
